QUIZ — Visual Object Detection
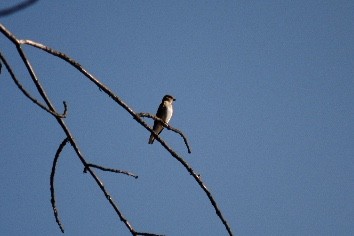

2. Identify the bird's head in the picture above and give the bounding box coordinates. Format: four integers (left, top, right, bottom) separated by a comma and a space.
162, 95, 176, 103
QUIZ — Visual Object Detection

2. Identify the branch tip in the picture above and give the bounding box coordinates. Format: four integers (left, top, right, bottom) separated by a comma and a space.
50, 138, 69, 234
84, 163, 138, 179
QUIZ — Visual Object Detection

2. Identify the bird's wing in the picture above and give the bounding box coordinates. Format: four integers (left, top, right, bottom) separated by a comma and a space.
152, 102, 165, 133
155, 102, 166, 119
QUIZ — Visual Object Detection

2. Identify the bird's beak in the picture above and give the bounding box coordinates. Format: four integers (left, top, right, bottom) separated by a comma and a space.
173, 98, 176, 101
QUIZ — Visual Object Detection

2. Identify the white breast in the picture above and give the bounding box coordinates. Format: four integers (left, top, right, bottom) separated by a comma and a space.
165, 105, 173, 123
162, 101, 173, 123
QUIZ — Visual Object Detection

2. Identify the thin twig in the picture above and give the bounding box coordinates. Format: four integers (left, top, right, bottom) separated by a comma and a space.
137, 112, 192, 154
0, 0, 39, 17
84, 163, 138, 179
50, 138, 69, 233
135, 232, 165, 236
0, 52, 67, 118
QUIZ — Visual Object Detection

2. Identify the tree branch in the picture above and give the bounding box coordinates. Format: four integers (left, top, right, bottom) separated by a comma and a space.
0, 52, 67, 118
84, 163, 138, 179
50, 138, 69, 233
135, 232, 165, 236
0, 0, 39, 18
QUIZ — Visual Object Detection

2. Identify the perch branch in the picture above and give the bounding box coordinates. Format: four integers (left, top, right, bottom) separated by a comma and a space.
137, 112, 192, 154
84, 163, 138, 179
50, 138, 69, 233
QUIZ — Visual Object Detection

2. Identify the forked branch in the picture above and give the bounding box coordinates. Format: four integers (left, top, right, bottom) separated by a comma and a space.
0, 52, 67, 118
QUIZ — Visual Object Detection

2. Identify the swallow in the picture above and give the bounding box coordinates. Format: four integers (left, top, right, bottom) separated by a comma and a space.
148, 94, 176, 144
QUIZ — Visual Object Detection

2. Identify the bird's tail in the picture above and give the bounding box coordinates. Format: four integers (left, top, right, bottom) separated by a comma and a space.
148, 134, 155, 144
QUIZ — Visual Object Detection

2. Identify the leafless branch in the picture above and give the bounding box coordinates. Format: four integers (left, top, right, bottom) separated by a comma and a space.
137, 112, 192, 154
0, 52, 67, 118
50, 138, 69, 233
0, 0, 39, 17
0, 23, 233, 236
84, 163, 138, 179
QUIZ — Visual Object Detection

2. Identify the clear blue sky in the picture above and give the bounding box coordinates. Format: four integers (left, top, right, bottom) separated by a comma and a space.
1, 1, 353, 235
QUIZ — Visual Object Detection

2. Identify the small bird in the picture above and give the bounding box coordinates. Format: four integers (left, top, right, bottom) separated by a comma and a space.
148, 94, 176, 144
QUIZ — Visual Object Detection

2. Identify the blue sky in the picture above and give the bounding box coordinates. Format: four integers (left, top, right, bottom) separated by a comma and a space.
1, 1, 353, 235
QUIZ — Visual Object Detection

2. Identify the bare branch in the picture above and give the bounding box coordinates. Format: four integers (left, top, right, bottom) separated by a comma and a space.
137, 112, 192, 154
0, 52, 67, 118
0, 0, 39, 18
84, 163, 138, 179
50, 138, 69, 233
62, 101, 68, 117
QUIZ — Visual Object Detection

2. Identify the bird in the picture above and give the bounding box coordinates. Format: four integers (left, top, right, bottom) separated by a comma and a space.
148, 94, 176, 144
